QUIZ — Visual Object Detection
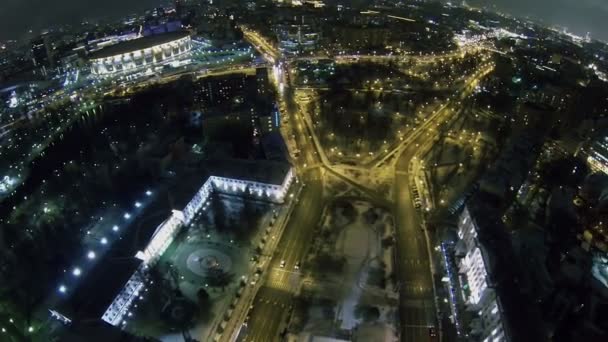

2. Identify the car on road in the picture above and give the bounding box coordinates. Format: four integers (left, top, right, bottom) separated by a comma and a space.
280, 260, 286, 268
294, 262, 300, 270
250, 273, 260, 286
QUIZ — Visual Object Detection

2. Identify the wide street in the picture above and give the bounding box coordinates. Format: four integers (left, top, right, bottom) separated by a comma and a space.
393, 139, 437, 342
239, 57, 326, 340
240, 170, 322, 342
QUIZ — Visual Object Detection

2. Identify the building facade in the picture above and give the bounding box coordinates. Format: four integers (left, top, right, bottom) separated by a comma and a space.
456, 207, 508, 342
89, 32, 192, 76
100, 165, 294, 326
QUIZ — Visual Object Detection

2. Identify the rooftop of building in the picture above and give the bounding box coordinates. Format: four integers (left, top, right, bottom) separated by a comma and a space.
261, 132, 289, 162
207, 158, 292, 186
89, 31, 190, 60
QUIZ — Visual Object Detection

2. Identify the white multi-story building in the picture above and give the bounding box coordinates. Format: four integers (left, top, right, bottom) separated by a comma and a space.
461, 246, 489, 306
89, 31, 192, 76
457, 207, 508, 342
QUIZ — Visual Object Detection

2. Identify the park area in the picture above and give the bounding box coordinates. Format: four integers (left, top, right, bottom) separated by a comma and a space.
290, 199, 399, 340
129, 194, 277, 341
294, 62, 450, 165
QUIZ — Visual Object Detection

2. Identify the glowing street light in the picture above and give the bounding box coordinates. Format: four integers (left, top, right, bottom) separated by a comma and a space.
124, 213, 131, 219
58, 285, 67, 294
145, 190, 152, 196
135, 202, 142, 208
72, 267, 82, 277
101, 237, 108, 245
113, 225, 119, 232
87, 251, 96, 259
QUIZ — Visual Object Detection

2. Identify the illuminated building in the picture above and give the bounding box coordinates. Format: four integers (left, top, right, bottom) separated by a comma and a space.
583, 136, 608, 175
31, 35, 54, 68
88, 31, 192, 76
51, 162, 294, 327
101, 164, 293, 326
277, 24, 319, 56
456, 207, 507, 341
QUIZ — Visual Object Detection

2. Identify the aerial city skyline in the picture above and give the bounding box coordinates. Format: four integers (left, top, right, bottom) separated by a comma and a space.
1, 0, 608, 41
1, 1, 608, 342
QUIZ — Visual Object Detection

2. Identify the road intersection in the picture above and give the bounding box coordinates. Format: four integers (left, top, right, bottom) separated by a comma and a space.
234, 30, 495, 342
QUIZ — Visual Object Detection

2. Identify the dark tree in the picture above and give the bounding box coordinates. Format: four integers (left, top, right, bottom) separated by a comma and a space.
354, 305, 380, 322
211, 193, 227, 231
540, 157, 588, 189
205, 268, 233, 292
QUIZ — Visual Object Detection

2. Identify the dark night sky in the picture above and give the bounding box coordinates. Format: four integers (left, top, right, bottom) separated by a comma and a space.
0, 0, 161, 40
466, 0, 608, 40
0, 0, 607, 41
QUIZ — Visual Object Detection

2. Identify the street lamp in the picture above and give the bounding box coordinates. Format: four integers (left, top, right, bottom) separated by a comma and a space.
72, 267, 82, 277
87, 251, 96, 260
